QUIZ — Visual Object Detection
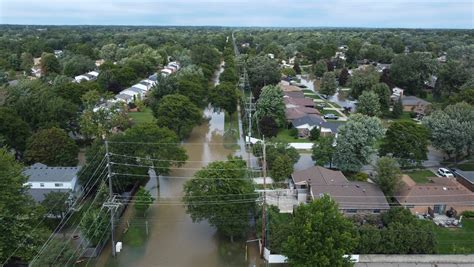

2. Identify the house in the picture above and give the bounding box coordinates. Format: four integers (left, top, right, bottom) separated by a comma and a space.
284, 96, 315, 108
455, 170, 474, 192
320, 121, 343, 136
120, 87, 146, 99
160, 68, 173, 76
424, 75, 438, 89
375, 63, 391, 73
285, 107, 320, 121
291, 115, 325, 137
53, 50, 63, 57
31, 66, 42, 78
75, 71, 99, 83
95, 59, 105, 68
23, 163, 81, 202
401, 96, 431, 114
115, 93, 133, 103
396, 175, 474, 215
291, 166, 390, 214
283, 91, 305, 99
148, 73, 158, 82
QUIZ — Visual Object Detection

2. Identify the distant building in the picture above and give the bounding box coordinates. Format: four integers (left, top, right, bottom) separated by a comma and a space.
23, 163, 81, 202
75, 71, 99, 83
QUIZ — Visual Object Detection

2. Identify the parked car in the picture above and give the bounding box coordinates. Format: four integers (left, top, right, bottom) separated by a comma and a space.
324, 113, 338, 120
438, 168, 454, 177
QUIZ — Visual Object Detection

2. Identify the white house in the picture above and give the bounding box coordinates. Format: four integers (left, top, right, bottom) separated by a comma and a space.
23, 163, 81, 202
75, 71, 99, 83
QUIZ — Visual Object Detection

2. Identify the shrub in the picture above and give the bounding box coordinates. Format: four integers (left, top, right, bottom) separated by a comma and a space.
462, 211, 474, 218
289, 128, 299, 139
351, 172, 369, 182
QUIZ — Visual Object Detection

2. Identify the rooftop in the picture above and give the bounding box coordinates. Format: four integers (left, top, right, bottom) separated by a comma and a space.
23, 163, 81, 182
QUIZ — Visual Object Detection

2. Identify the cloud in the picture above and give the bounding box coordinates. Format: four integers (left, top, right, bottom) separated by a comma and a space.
0, 0, 472, 28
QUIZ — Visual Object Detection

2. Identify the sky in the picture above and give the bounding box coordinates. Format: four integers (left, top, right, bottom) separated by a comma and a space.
0, 0, 473, 29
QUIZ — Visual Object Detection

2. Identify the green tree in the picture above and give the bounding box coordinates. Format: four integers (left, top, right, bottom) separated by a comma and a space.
210, 82, 238, 115
183, 158, 256, 242
312, 60, 327, 78
373, 157, 402, 198
246, 56, 280, 91
339, 68, 349, 86
41, 191, 70, 220
0, 148, 47, 264
357, 90, 381, 117
392, 97, 403, 119
372, 83, 391, 114
24, 127, 79, 166
434, 60, 470, 98
270, 155, 294, 182
31, 239, 76, 267
308, 127, 320, 141
390, 52, 437, 95
380, 121, 429, 168
334, 114, 384, 172
320, 71, 337, 97
99, 43, 118, 61
258, 116, 279, 138
281, 67, 296, 77
257, 206, 292, 254
79, 208, 109, 246
423, 102, 474, 162
134, 186, 154, 216
0, 107, 31, 153
254, 85, 286, 128
350, 66, 379, 98
152, 94, 202, 139
40, 52, 60, 76
20, 52, 34, 71
312, 135, 336, 168
79, 103, 130, 140
62, 55, 95, 77
282, 195, 358, 267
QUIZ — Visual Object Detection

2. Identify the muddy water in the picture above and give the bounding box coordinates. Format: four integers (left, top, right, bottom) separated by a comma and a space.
98, 64, 263, 267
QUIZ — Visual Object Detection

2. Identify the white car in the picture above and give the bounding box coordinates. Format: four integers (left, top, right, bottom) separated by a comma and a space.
438, 168, 454, 177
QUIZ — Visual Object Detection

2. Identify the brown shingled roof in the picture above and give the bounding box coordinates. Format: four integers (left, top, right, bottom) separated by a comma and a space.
292, 166, 389, 210
396, 176, 474, 205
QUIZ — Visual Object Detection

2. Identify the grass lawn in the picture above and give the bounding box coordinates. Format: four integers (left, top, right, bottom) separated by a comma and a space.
320, 109, 340, 116
274, 128, 312, 143
458, 161, 474, 171
123, 224, 148, 247
435, 219, 474, 254
302, 89, 314, 94
405, 169, 436, 183
129, 108, 155, 124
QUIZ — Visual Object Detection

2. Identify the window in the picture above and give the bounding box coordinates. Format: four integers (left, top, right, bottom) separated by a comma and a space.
54, 183, 63, 187
346, 209, 357, 214
373, 209, 381, 214
40, 183, 45, 187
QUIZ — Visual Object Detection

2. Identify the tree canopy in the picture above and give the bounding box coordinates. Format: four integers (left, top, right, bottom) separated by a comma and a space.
183, 157, 257, 242
282, 195, 358, 267
334, 114, 384, 172
152, 94, 202, 140
25, 127, 79, 166
254, 85, 286, 128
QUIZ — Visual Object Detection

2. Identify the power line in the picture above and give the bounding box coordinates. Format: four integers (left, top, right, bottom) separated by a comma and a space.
110, 162, 257, 171
112, 172, 261, 180
3, 154, 106, 266
109, 152, 262, 163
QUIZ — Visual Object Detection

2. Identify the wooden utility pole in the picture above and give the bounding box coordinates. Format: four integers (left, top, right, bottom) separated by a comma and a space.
261, 136, 267, 257
104, 140, 116, 257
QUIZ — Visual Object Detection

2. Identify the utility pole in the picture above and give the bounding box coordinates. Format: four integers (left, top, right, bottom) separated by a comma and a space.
261, 136, 267, 257
104, 140, 117, 257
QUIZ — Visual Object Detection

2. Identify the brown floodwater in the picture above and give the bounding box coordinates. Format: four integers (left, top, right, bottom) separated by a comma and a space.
93, 64, 263, 267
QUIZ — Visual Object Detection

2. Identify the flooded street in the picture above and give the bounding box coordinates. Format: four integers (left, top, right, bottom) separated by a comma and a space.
96, 63, 262, 267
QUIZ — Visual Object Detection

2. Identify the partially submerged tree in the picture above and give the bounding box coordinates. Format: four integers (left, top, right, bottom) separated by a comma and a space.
183, 158, 256, 242
134, 186, 154, 216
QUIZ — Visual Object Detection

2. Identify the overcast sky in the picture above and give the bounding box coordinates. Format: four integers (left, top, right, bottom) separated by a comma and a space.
0, 0, 472, 28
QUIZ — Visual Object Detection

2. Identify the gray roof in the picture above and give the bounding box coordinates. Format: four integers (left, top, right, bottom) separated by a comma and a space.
29, 188, 70, 202
129, 87, 146, 93
320, 121, 344, 133
140, 81, 151, 86
116, 94, 132, 101
148, 73, 158, 81
292, 114, 324, 128
401, 96, 430, 106
23, 163, 81, 182
457, 170, 474, 184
